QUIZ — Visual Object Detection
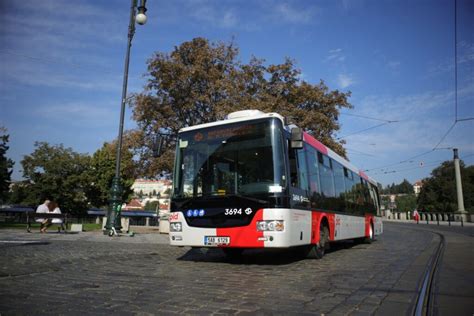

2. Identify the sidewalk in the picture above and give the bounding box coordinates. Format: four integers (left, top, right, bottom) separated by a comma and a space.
383, 218, 474, 227
0, 228, 170, 244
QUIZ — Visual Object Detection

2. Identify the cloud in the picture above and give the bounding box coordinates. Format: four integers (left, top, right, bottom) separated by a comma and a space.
190, 5, 239, 29
427, 41, 474, 76
340, 82, 474, 178
337, 73, 355, 88
272, 3, 317, 24
1, 56, 123, 92
325, 48, 346, 63
35, 102, 118, 127
387, 60, 401, 70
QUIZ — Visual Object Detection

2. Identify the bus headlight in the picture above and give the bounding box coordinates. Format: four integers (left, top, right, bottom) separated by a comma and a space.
170, 222, 182, 232
256, 220, 284, 231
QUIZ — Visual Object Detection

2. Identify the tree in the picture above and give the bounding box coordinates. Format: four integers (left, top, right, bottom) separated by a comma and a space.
130, 37, 352, 177
20, 142, 90, 214
144, 200, 159, 212
418, 160, 474, 213
8, 181, 29, 205
397, 179, 414, 194
382, 179, 413, 194
395, 194, 417, 212
0, 127, 14, 203
85, 142, 135, 209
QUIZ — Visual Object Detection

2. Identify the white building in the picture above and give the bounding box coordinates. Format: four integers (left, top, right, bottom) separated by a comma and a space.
131, 179, 172, 197
413, 180, 423, 195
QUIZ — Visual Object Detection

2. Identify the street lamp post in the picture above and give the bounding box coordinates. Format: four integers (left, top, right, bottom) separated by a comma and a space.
105, 0, 147, 236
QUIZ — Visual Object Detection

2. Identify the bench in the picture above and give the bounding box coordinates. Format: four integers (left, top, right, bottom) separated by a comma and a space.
26, 212, 68, 233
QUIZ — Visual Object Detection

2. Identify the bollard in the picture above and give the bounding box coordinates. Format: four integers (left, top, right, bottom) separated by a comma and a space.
448, 216, 451, 226
461, 217, 464, 227
437, 217, 439, 226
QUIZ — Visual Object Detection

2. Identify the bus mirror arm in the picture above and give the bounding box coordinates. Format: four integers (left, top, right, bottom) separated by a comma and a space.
290, 127, 303, 149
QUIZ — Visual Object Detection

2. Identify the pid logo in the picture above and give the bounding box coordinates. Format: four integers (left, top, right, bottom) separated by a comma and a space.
169, 213, 179, 221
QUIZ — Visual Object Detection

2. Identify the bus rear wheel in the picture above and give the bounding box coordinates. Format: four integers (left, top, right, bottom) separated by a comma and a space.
306, 224, 329, 259
356, 223, 374, 244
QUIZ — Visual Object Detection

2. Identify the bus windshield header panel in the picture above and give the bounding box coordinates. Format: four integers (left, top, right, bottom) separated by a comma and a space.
173, 118, 286, 201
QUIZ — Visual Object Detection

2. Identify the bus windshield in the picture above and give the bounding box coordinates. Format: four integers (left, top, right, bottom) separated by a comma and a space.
173, 119, 286, 199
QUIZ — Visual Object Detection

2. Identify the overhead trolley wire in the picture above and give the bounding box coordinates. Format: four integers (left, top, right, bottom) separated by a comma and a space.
366, 1, 470, 174
339, 112, 399, 123
336, 122, 391, 140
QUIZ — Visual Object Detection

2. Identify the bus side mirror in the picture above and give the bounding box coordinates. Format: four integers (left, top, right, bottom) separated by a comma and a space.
152, 135, 165, 158
290, 128, 303, 149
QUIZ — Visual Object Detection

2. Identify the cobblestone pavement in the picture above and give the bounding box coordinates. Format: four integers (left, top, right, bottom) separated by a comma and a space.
0, 222, 471, 315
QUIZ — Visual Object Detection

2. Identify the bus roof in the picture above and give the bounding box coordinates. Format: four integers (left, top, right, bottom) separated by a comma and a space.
179, 110, 285, 133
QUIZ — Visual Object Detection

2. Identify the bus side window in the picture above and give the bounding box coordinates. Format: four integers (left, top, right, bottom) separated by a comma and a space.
306, 146, 322, 208
332, 161, 346, 212
318, 152, 335, 198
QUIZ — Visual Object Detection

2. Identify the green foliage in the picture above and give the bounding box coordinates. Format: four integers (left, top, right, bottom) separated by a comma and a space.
395, 194, 417, 212
20, 142, 91, 214
8, 181, 30, 205
0, 127, 14, 203
144, 200, 159, 212
130, 37, 352, 177
418, 161, 474, 213
85, 142, 135, 209
7, 141, 136, 212
382, 179, 413, 194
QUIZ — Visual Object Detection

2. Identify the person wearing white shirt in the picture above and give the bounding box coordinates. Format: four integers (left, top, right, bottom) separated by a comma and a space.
51, 206, 63, 225
36, 200, 50, 232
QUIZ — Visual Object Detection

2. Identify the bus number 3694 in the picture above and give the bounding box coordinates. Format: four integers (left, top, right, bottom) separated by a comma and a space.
225, 208, 253, 216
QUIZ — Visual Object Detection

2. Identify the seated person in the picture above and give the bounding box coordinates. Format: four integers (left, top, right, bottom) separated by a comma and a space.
36, 200, 62, 233
36, 199, 50, 232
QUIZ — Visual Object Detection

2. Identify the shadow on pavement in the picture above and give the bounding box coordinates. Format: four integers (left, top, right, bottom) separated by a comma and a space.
177, 239, 364, 265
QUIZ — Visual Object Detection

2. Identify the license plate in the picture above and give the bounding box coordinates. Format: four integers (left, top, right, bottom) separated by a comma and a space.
204, 236, 230, 246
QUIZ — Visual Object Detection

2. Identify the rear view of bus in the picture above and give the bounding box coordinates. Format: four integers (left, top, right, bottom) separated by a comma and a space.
169, 110, 382, 258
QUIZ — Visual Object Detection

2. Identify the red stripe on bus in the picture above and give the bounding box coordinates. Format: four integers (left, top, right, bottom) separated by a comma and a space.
365, 214, 373, 237
311, 211, 336, 244
359, 170, 369, 181
303, 132, 328, 155
216, 209, 264, 248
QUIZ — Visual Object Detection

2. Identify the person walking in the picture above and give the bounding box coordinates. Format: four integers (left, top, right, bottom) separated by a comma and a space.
413, 209, 420, 224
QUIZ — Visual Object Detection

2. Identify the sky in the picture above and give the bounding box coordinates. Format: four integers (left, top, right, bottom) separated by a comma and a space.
0, 0, 473, 187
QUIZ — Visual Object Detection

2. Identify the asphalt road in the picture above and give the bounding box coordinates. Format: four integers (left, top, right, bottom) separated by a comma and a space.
0, 222, 472, 315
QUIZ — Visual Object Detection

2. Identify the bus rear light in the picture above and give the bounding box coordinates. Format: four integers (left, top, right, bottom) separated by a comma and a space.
170, 222, 182, 232
256, 220, 284, 231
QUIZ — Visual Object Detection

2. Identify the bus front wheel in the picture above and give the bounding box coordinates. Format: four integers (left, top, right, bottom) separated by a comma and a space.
306, 224, 329, 259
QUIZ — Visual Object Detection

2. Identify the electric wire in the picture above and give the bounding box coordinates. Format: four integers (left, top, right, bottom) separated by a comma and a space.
340, 112, 399, 123
336, 122, 389, 140
454, 0, 458, 122
0, 49, 143, 80
365, 2, 466, 174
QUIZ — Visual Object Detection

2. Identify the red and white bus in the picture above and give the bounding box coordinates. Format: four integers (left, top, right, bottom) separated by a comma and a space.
169, 110, 382, 258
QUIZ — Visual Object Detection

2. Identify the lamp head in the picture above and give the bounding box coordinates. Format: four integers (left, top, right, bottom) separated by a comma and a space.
136, 5, 147, 25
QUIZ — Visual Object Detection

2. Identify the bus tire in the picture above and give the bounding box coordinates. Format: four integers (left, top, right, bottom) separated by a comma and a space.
222, 248, 244, 259
306, 224, 329, 259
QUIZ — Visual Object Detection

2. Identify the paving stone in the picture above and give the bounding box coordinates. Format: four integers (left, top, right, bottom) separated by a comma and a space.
0, 223, 472, 314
